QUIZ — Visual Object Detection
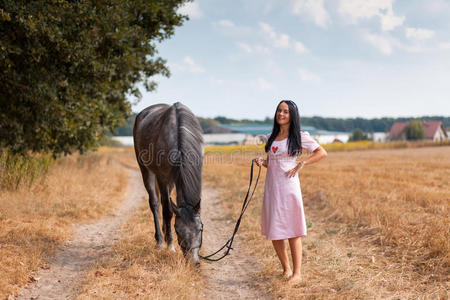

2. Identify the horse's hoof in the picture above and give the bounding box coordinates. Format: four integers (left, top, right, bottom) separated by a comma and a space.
156, 242, 164, 249
168, 244, 176, 252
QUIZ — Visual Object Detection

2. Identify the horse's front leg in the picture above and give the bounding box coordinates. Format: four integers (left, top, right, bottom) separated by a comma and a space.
138, 166, 163, 248
159, 182, 175, 252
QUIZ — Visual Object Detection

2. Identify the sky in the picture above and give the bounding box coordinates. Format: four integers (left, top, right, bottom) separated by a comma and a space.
131, 0, 450, 120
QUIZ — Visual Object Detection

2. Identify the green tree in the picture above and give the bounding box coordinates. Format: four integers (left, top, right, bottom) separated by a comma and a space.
405, 120, 425, 140
114, 113, 137, 136
197, 117, 220, 133
349, 128, 368, 141
0, 0, 189, 156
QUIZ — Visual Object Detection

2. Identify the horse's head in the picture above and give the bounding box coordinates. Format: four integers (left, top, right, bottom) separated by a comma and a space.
170, 199, 203, 265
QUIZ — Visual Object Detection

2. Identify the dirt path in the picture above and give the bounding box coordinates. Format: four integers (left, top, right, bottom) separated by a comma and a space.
17, 168, 146, 300
16, 166, 270, 299
200, 187, 271, 300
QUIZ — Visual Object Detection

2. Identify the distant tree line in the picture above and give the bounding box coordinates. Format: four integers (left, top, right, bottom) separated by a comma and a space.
302, 116, 449, 133
200, 115, 450, 132
213, 116, 273, 125
115, 114, 449, 136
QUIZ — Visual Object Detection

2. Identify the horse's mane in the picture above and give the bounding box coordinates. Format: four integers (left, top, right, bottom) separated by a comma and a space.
173, 102, 203, 209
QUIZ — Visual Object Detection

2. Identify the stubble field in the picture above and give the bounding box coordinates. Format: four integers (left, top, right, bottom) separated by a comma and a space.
1, 143, 448, 299
202, 145, 449, 298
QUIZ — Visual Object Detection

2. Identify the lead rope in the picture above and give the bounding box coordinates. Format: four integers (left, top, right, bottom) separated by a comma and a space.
200, 159, 261, 262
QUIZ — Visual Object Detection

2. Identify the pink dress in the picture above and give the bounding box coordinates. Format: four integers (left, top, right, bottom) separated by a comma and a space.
261, 131, 320, 240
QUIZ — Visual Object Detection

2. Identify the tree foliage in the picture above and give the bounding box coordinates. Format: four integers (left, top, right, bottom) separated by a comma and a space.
349, 128, 368, 141
197, 117, 220, 133
0, 0, 189, 155
406, 120, 425, 140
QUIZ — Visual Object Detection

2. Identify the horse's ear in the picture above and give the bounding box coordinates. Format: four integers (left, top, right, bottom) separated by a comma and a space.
170, 198, 181, 216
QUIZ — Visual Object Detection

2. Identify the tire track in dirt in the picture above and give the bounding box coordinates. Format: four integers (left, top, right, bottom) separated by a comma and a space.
200, 187, 271, 300
17, 168, 146, 300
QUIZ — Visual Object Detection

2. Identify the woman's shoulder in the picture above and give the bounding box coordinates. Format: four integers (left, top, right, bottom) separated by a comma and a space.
300, 130, 312, 137
300, 130, 320, 151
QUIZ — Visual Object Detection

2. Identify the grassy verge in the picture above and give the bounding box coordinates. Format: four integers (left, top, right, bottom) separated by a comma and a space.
0, 150, 54, 190
0, 152, 128, 299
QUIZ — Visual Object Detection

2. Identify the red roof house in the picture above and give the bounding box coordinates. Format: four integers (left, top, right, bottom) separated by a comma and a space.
388, 122, 409, 140
423, 121, 447, 141
388, 121, 448, 141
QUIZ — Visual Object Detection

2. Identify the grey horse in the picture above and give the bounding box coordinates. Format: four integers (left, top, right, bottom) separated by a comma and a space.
133, 102, 203, 264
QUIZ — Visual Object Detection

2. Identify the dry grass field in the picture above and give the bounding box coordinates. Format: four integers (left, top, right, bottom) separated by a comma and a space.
202, 145, 449, 299
1, 143, 448, 299
0, 152, 128, 299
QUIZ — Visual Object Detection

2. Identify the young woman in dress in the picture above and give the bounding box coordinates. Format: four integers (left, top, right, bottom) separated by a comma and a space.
255, 100, 327, 282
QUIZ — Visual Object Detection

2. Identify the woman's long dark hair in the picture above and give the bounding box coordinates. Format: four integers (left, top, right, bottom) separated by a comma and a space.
265, 100, 302, 156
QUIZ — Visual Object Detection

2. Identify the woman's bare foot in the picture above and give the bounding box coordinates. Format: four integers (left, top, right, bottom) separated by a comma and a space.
287, 273, 301, 284
282, 270, 293, 279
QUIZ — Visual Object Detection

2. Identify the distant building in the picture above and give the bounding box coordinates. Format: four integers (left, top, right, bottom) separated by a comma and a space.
370, 132, 388, 142
388, 121, 448, 141
241, 135, 266, 145
314, 134, 350, 144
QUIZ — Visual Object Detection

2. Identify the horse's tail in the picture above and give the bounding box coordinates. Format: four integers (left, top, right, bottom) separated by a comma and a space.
172, 102, 203, 208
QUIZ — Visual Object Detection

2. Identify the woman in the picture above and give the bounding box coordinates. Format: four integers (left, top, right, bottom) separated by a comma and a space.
255, 100, 327, 283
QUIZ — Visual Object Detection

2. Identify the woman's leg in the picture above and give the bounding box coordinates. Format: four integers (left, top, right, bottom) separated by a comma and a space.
272, 239, 292, 276
288, 237, 302, 281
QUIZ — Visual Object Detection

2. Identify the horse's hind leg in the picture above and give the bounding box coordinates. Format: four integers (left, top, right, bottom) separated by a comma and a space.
139, 166, 163, 248
158, 180, 175, 252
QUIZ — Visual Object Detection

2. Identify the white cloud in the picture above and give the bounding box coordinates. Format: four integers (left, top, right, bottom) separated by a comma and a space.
178, 2, 203, 19
213, 19, 253, 36
339, 0, 405, 31
259, 22, 308, 54
363, 32, 435, 54
405, 27, 435, 40
292, 0, 331, 28
363, 33, 394, 55
298, 68, 321, 83
260, 22, 291, 48
380, 11, 405, 31
236, 42, 271, 55
360, 25, 440, 55
277, 33, 290, 48
257, 77, 275, 91
253, 45, 271, 55
183, 56, 205, 73
171, 56, 205, 73
236, 42, 252, 53
294, 41, 308, 53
